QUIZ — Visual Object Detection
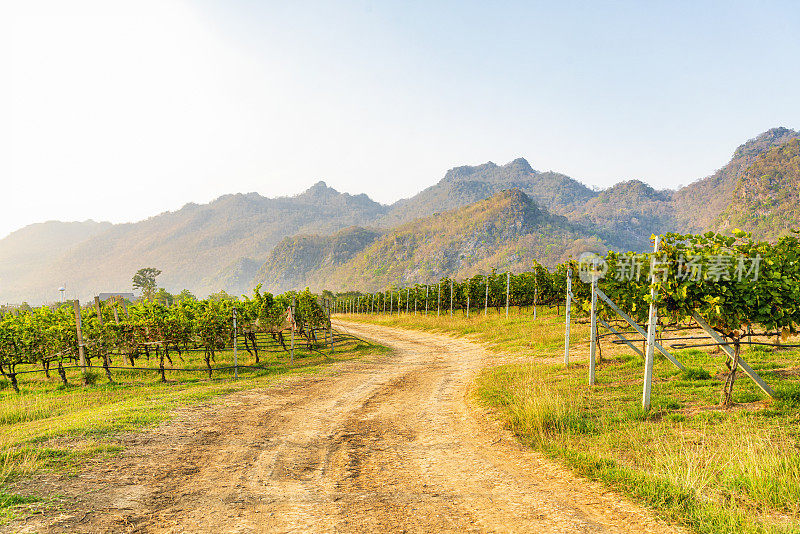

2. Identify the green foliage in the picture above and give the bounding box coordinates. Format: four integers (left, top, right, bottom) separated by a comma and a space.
132, 267, 161, 300
718, 139, 800, 239
0, 286, 333, 393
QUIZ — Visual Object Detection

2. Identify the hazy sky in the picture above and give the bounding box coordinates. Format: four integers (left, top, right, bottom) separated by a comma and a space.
2, 0, 799, 239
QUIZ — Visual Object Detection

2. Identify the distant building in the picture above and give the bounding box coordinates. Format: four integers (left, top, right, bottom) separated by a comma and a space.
97, 292, 135, 302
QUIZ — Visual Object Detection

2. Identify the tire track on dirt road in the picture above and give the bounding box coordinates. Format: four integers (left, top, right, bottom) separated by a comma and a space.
6, 321, 682, 533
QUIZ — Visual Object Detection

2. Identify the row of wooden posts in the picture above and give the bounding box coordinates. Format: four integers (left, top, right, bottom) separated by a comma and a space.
336, 273, 519, 319
336, 243, 774, 411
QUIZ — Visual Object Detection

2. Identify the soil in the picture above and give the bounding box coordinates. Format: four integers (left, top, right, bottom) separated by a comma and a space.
4, 321, 684, 533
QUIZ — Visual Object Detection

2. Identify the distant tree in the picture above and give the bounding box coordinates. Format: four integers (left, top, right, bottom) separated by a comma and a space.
133, 267, 161, 300
154, 288, 174, 306
176, 289, 196, 303
209, 290, 236, 302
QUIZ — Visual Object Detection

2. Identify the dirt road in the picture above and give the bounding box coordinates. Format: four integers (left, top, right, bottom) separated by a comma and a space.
7, 321, 681, 533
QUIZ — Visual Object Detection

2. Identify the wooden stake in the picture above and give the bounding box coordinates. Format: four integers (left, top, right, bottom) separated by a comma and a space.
485, 277, 489, 317
505, 272, 510, 318
450, 280, 453, 317
73, 300, 87, 384
94, 296, 103, 326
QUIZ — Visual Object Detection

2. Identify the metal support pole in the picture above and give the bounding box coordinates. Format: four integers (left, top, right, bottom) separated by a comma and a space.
595, 288, 684, 370
643, 236, 661, 410
589, 274, 598, 385
564, 268, 572, 366
437, 283, 441, 317
692, 312, 774, 398
425, 286, 429, 316
466, 283, 470, 318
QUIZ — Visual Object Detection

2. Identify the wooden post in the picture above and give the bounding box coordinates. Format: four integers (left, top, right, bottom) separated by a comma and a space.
505, 272, 510, 319
73, 300, 87, 384
589, 274, 598, 385
94, 296, 103, 325
233, 307, 238, 379
449, 280, 453, 317
642, 236, 661, 410
466, 281, 470, 318
485, 277, 489, 317
564, 268, 572, 367
94, 296, 114, 383
328, 299, 334, 354
113, 296, 120, 324
290, 298, 295, 365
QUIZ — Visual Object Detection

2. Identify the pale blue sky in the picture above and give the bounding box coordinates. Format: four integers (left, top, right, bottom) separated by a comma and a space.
2, 0, 799, 238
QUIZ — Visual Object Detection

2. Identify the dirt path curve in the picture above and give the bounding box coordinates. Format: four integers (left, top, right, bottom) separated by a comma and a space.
7, 321, 682, 534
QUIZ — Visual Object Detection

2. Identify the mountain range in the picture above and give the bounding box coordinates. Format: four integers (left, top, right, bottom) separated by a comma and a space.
2, 127, 798, 304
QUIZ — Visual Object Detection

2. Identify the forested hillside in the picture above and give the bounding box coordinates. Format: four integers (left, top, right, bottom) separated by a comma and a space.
715, 138, 800, 237
255, 190, 606, 293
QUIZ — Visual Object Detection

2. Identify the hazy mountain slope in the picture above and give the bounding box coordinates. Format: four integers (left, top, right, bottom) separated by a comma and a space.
255, 227, 383, 293
257, 190, 606, 293
672, 127, 800, 232
0, 220, 112, 303
380, 158, 596, 228
5, 127, 800, 304
715, 138, 800, 238
0, 183, 387, 303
